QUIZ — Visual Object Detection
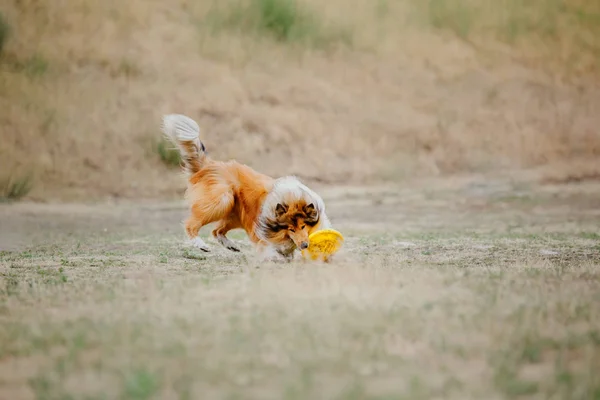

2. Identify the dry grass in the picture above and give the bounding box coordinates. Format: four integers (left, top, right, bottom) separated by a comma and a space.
0, 12, 9, 55
201, 0, 352, 47
0, 172, 33, 202
0, 0, 599, 200
539, 159, 600, 185
1, 178, 599, 399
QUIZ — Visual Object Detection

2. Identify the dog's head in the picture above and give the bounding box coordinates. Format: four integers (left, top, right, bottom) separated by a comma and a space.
257, 177, 326, 249
266, 201, 319, 249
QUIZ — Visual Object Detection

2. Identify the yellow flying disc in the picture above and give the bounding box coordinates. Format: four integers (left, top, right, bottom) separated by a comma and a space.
301, 229, 344, 261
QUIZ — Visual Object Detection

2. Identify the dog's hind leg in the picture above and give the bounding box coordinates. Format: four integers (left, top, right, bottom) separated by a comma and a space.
185, 217, 212, 251
185, 189, 235, 252
212, 218, 242, 252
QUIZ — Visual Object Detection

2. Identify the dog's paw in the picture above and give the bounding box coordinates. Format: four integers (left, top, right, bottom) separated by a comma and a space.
190, 237, 210, 252
227, 245, 241, 252
216, 235, 241, 252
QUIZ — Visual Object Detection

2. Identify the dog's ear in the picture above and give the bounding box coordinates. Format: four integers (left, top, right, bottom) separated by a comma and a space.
275, 203, 288, 217
304, 203, 318, 220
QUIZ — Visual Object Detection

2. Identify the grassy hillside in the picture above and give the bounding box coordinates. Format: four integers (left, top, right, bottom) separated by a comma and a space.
1, 0, 599, 200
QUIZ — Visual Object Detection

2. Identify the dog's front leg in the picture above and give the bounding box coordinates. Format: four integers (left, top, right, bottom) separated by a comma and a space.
256, 242, 289, 263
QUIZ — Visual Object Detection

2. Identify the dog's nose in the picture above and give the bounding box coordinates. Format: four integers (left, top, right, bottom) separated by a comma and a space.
300, 242, 309, 250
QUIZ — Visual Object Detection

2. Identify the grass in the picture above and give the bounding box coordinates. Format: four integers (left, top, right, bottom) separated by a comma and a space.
251, 0, 310, 41
116, 58, 142, 78
0, 12, 9, 56
0, 14, 46, 78
426, 0, 474, 39
203, 0, 351, 48
0, 179, 599, 399
415, 0, 600, 67
124, 369, 160, 400
21, 54, 48, 78
1, 0, 599, 200
0, 173, 33, 202
155, 138, 182, 167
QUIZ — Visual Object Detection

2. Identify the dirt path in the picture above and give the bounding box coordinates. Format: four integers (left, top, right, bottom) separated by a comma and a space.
2, 177, 599, 254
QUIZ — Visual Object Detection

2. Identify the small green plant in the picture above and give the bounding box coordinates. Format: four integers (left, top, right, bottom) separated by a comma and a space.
254, 0, 308, 41
117, 59, 142, 78
0, 12, 9, 56
158, 252, 168, 264
23, 54, 48, 78
155, 138, 181, 167
1, 173, 33, 201
124, 369, 159, 400
8, 54, 50, 77
35, 267, 68, 285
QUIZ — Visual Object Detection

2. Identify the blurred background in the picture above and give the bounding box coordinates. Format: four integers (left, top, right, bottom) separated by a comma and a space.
1, 0, 599, 201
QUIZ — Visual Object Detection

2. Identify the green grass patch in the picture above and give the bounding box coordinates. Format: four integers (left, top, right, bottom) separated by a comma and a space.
155, 138, 181, 167
415, 0, 600, 65
204, 0, 351, 48
4, 53, 50, 78
426, 0, 475, 39
1, 172, 34, 201
124, 369, 160, 400
117, 58, 142, 78
579, 232, 600, 240
22, 54, 48, 78
36, 267, 68, 285
494, 367, 539, 397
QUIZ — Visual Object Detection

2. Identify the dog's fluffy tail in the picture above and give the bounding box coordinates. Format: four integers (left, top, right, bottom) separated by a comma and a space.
162, 114, 206, 175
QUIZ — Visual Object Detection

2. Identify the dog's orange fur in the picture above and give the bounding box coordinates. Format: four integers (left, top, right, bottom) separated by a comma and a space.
184, 160, 274, 245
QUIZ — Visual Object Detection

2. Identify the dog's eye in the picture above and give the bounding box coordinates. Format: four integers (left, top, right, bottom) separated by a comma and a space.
301, 225, 306, 229
289, 228, 295, 233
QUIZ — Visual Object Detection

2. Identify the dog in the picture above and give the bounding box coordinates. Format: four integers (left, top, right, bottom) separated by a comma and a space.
162, 114, 332, 262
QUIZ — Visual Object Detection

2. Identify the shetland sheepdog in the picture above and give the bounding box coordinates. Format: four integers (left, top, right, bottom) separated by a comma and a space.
162, 114, 332, 262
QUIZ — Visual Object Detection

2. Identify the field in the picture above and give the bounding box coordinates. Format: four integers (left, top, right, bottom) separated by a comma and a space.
1, 0, 600, 398
2, 175, 600, 399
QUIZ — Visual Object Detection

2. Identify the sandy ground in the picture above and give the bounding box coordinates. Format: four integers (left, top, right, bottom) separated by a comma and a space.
2, 175, 599, 250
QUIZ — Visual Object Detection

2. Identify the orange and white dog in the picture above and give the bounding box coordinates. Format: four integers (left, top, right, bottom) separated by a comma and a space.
162, 114, 332, 262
